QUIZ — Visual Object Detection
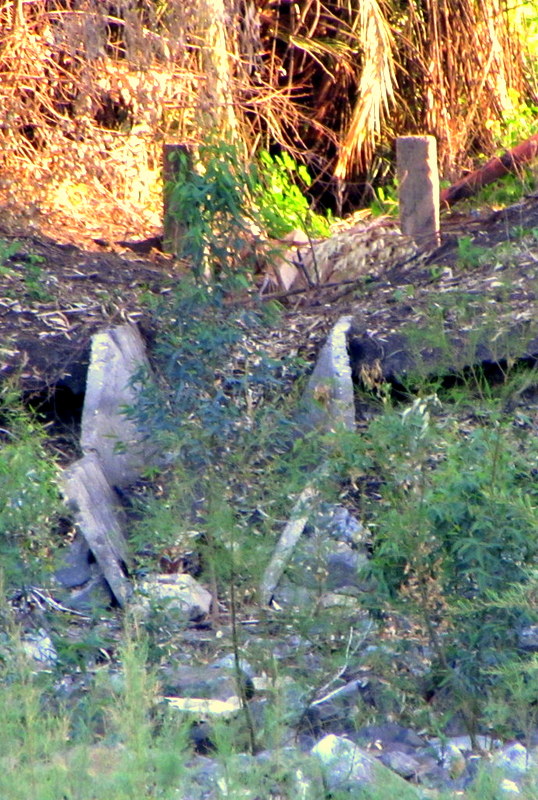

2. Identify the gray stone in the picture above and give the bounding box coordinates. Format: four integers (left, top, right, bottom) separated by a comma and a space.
183, 755, 221, 800
135, 573, 212, 620
299, 315, 355, 432
212, 654, 255, 679
499, 778, 522, 794
355, 722, 427, 750
54, 533, 93, 588
431, 735, 499, 756
303, 680, 369, 737
21, 628, 57, 665
311, 734, 420, 797
61, 452, 131, 607
63, 574, 113, 613
286, 534, 370, 596
161, 663, 253, 701
380, 749, 423, 779
318, 503, 366, 545
518, 625, 538, 651
326, 545, 368, 591
81, 323, 159, 488
494, 743, 533, 777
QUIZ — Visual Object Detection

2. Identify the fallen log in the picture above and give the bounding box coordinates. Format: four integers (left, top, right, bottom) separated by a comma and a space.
440, 134, 538, 207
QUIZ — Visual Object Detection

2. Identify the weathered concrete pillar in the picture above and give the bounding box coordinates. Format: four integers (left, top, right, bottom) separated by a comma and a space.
397, 135, 440, 247
163, 143, 192, 255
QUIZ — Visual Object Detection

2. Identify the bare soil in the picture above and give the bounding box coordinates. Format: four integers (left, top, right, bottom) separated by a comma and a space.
1, 193, 538, 403
0, 224, 178, 395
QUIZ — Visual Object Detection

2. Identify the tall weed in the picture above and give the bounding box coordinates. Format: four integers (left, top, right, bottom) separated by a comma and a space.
327, 396, 538, 739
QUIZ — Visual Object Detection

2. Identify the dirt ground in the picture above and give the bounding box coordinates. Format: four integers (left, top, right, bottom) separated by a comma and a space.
0, 224, 178, 395
1, 192, 538, 404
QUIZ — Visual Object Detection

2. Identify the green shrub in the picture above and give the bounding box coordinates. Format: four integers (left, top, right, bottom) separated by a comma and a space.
166, 138, 331, 279
129, 275, 310, 579
254, 149, 331, 238
0, 388, 61, 585
326, 396, 538, 739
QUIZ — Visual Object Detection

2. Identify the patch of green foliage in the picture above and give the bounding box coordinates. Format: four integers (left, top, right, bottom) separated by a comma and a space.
0, 238, 20, 274
370, 182, 399, 217
487, 89, 538, 152
0, 624, 194, 800
129, 274, 311, 586
0, 385, 62, 586
254, 149, 331, 238
166, 138, 331, 278
456, 236, 490, 269
166, 139, 259, 278
325, 391, 538, 743
0, 239, 53, 301
468, 168, 537, 211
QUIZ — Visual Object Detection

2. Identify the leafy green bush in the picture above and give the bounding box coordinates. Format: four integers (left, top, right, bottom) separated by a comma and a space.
326, 396, 538, 739
0, 388, 61, 585
166, 139, 260, 278
166, 138, 331, 278
129, 275, 309, 577
254, 149, 331, 238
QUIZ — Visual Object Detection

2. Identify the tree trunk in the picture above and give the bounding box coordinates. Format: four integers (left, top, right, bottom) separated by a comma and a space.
440, 134, 538, 207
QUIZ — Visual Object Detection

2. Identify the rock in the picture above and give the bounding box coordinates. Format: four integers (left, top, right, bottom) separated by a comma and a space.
436, 742, 467, 780
60, 452, 131, 607
348, 316, 538, 392
183, 755, 221, 799
212, 654, 255, 679
161, 663, 254, 701
302, 679, 370, 738
379, 749, 423, 779
81, 322, 159, 488
311, 734, 421, 797
326, 545, 368, 591
431, 735, 499, 756
299, 315, 355, 433
317, 503, 367, 545
64, 574, 114, 612
54, 533, 94, 589
271, 582, 319, 609
166, 696, 242, 716
499, 778, 522, 794
271, 500, 372, 605
21, 628, 57, 665
518, 625, 538, 651
494, 742, 534, 777
354, 722, 427, 751
135, 573, 212, 620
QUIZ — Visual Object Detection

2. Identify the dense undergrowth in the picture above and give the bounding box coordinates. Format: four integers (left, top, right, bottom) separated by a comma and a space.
3, 141, 538, 796
3, 270, 538, 796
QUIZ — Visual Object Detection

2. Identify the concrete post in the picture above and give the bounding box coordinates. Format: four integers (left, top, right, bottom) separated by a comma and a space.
163, 143, 192, 255
397, 135, 440, 247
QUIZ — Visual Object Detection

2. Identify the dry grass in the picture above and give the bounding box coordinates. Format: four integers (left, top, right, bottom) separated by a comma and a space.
0, 0, 533, 241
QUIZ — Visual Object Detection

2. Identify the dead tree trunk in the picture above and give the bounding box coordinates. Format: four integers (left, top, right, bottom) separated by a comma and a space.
440, 134, 538, 207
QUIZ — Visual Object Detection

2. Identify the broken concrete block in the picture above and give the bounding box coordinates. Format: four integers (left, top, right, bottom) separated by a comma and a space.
81, 323, 158, 488
61, 452, 131, 607
299, 315, 355, 432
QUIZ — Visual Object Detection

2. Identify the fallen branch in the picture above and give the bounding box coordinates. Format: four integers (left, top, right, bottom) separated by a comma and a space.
440, 134, 538, 207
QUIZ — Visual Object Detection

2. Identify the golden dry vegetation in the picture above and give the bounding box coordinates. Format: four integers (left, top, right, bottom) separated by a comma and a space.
0, 0, 535, 242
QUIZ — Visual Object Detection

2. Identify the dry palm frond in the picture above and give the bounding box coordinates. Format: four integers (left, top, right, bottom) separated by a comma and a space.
335, 0, 396, 179
0, 0, 534, 241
